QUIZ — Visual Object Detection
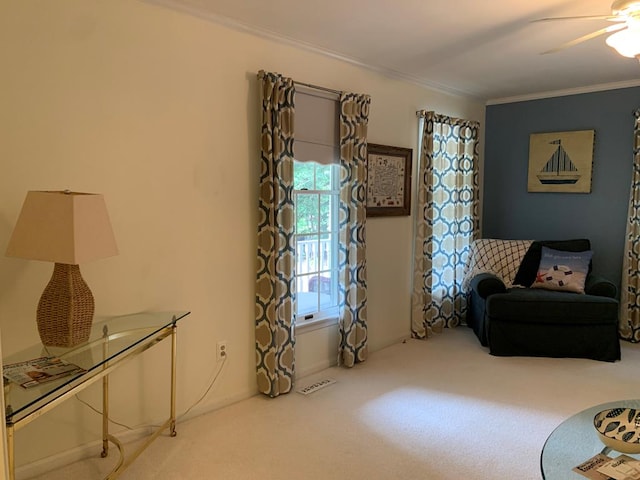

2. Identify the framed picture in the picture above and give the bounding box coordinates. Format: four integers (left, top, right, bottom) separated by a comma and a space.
366, 143, 412, 217
527, 130, 595, 193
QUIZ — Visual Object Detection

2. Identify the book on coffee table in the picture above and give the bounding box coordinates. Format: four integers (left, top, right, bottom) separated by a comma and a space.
574, 453, 615, 480
597, 455, 640, 480
574, 453, 640, 480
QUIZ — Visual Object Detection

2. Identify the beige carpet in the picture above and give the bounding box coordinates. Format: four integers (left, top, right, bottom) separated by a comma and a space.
24, 327, 640, 479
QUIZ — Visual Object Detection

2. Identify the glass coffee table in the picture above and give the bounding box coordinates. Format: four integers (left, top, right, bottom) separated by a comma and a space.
541, 399, 640, 479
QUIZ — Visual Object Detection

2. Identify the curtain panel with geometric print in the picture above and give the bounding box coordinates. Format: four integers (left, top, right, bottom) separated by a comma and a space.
411, 111, 480, 339
620, 108, 640, 343
255, 71, 296, 397
338, 93, 371, 367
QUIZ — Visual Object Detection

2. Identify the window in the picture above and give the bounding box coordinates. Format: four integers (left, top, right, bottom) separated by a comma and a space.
294, 87, 340, 326
294, 160, 340, 323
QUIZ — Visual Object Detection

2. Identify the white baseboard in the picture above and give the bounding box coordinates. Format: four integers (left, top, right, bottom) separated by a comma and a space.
16, 427, 152, 479
295, 359, 336, 380
16, 338, 408, 477
174, 387, 258, 423
294, 334, 410, 381
16, 388, 258, 479
371, 334, 412, 352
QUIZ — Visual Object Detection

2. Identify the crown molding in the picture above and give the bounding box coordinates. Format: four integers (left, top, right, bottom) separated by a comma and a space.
141, 0, 640, 106
486, 79, 640, 105
140, 0, 481, 101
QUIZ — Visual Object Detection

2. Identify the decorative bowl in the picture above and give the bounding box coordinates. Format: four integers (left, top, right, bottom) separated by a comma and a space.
594, 408, 640, 454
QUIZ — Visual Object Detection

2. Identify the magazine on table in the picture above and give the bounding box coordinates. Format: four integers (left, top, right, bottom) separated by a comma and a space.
3, 356, 86, 389
575, 453, 640, 480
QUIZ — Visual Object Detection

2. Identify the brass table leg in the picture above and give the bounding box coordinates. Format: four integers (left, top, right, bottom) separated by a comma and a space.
102, 326, 109, 458
101, 373, 109, 458
7, 422, 14, 480
170, 323, 177, 437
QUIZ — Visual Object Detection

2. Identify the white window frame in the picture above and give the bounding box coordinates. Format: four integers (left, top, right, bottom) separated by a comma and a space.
293, 161, 340, 333
293, 86, 341, 333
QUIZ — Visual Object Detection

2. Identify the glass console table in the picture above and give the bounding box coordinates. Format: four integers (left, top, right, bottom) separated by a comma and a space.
3, 311, 190, 480
541, 399, 640, 479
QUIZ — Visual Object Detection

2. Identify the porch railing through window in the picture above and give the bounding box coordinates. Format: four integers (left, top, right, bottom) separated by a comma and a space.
297, 237, 331, 274
295, 237, 335, 315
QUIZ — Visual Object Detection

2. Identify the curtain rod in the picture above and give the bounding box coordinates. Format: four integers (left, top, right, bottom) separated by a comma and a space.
257, 71, 342, 95
294, 80, 342, 96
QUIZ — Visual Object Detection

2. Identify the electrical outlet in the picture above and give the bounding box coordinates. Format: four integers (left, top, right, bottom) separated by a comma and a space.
217, 341, 228, 361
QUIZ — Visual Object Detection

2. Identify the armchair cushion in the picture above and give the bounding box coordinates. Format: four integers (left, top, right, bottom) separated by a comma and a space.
486, 289, 618, 325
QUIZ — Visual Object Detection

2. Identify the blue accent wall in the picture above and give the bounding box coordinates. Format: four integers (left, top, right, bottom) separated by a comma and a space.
483, 87, 640, 291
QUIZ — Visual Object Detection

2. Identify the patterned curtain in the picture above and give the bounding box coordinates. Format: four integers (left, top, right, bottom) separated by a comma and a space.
338, 93, 371, 367
255, 71, 296, 397
411, 110, 480, 339
620, 108, 640, 342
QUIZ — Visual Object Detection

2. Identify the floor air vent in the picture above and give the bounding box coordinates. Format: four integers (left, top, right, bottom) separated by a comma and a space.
297, 378, 336, 395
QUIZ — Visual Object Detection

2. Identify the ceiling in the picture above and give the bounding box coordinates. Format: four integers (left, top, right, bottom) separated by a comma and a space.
149, 0, 640, 103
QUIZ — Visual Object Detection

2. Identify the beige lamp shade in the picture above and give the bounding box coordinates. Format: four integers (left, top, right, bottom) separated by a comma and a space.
6, 190, 118, 347
6, 191, 118, 264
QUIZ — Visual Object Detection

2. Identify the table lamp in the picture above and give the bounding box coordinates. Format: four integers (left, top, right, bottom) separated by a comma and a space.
6, 191, 118, 347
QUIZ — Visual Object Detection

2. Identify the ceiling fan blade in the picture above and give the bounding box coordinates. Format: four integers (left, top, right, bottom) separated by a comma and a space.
532, 15, 623, 23
542, 23, 628, 54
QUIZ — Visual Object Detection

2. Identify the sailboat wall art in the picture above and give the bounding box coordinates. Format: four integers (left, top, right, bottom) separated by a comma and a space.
527, 130, 595, 193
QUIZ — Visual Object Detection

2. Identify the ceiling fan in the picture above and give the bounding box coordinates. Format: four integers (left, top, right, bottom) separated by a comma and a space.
534, 0, 640, 59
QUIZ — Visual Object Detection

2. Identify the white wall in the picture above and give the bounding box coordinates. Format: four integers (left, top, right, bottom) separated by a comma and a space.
0, 0, 485, 468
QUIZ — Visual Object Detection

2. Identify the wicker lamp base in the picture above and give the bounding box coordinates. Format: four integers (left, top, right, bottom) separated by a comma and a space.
37, 263, 95, 347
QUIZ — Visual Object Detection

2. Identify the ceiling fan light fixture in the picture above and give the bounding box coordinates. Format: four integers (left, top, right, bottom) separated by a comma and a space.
606, 27, 640, 57
612, 0, 640, 15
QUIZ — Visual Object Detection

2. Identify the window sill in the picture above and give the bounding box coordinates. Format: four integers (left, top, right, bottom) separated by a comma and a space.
294, 315, 339, 335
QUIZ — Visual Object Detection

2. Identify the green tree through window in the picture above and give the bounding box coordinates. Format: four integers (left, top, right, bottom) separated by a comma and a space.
293, 160, 339, 321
